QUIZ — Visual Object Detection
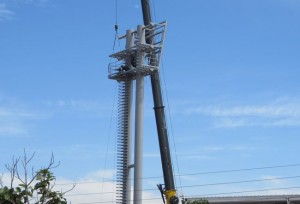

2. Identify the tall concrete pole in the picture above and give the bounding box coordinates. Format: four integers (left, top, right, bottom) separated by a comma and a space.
125, 29, 135, 204
133, 25, 145, 204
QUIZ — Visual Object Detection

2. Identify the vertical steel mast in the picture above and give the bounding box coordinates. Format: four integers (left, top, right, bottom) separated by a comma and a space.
141, 1, 179, 204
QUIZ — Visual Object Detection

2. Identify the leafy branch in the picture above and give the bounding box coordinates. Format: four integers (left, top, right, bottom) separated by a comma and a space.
0, 151, 74, 204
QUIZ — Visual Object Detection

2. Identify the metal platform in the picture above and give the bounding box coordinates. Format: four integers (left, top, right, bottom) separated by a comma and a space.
108, 21, 167, 81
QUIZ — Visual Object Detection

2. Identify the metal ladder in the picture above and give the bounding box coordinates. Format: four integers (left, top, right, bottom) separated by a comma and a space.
116, 80, 131, 204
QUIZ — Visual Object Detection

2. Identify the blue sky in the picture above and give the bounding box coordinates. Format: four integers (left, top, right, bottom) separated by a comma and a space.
1, 0, 300, 203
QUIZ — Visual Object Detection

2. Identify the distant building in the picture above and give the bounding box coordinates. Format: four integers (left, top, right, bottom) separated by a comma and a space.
187, 195, 300, 204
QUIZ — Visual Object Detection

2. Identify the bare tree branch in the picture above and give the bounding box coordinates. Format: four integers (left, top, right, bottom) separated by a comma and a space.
1, 151, 70, 204
46, 153, 60, 170
62, 183, 76, 194
5, 156, 20, 189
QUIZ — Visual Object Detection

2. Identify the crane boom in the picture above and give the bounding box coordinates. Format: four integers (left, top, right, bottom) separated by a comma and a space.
141, 1, 179, 203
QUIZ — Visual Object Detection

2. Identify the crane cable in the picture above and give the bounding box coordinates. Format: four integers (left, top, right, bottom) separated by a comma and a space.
151, 0, 183, 196
161, 60, 184, 196
102, 0, 120, 199
113, 0, 120, 50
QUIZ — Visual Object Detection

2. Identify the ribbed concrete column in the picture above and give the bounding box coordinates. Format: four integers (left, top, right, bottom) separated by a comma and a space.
133, 73, 144, 204
133, 25, 145, 204
125, 29, 134, 204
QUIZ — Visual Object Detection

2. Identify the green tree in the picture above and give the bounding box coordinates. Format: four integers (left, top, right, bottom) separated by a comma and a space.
0, 151, 74, 204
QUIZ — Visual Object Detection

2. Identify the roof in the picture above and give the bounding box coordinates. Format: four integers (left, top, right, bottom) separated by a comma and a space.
187, 195, 300, 204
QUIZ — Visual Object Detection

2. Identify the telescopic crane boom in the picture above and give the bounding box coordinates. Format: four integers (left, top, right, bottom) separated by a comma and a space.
140, 1, 179, 204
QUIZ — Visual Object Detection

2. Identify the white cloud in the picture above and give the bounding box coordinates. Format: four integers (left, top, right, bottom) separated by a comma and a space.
0, 107, 32, 136
187, 104, 300, 118
134, 4, 139, 9
0, 0, 50, 22
261, 188, 300, 195
1, 169, 163, 204
185, 98, 300, 128
176, 145, 254, 162
56, 176, 116, 204
56, 170, 163, 204
0, 3, 14, 22
144, 153, 160, 158
0, 108, 14, 117
0, 123, 27, 135
179, 154, 215, 161
261, 175, 284, 185
45, 99, 112, 117
0, 173, 14, 187
202, 146, 225, 152
202, 145, 253, 152
279, 0, 300, 9
58, 99, 101, 111
59, 175, 300, 203
83, 170, 115, 181
0, 96, 46, 137
12, 0, 50, 7
2, 169, 300, 203
0, 97, 112, 137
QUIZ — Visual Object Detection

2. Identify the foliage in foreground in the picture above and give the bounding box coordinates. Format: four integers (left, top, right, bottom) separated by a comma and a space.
0, 151, 74, 204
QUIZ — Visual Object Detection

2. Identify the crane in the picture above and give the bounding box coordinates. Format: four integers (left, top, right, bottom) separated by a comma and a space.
140, 1, 179, 204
